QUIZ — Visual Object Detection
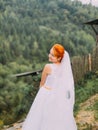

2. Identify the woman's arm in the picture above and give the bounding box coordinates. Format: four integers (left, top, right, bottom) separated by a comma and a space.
40, 64, 51, 87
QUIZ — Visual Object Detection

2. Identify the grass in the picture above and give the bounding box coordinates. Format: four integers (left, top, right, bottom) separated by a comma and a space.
74, 72, 98, 115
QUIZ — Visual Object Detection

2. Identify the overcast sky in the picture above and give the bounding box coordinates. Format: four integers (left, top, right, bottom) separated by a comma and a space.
78, 0, 98, 6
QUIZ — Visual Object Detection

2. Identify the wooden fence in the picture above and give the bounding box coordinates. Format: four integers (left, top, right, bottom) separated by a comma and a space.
72, 46, 98, 83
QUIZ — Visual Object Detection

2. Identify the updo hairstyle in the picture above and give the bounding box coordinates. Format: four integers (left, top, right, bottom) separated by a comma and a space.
52, 44, 65, 62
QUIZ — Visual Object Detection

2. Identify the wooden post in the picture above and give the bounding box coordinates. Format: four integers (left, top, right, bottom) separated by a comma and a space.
88, 53, 92, 71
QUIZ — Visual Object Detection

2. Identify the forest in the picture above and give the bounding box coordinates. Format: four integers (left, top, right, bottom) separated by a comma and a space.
0, 0, 98, 128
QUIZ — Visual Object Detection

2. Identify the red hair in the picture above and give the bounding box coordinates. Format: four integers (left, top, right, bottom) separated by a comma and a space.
52, 44, 65, 62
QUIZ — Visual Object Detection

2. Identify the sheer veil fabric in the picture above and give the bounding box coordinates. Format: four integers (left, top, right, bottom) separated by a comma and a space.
57, 51, 75, 106
22, 51, 77, 130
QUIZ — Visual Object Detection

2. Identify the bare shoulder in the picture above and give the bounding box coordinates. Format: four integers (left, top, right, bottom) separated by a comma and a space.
43, 63, 52, 74
44, 63, 51, 68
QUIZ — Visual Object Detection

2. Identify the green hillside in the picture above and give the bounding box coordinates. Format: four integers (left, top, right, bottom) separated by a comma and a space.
0, 0, 98, 65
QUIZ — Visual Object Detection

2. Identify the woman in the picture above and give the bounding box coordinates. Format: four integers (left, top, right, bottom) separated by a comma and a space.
22, 44, 77, 130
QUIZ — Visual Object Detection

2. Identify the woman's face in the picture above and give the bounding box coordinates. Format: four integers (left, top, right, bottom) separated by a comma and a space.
48, 48, 59, 63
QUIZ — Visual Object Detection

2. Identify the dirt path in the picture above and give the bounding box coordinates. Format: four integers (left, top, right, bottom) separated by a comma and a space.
2, 122, 23, 130
76, 94, 98, 130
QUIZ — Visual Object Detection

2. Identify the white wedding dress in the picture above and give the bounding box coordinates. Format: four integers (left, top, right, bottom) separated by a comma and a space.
22, 51, 77, 130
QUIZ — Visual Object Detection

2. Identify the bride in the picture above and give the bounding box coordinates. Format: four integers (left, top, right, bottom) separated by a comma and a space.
22, 43, 77, 130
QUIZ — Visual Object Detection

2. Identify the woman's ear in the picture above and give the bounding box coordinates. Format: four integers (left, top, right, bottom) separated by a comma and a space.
58, 57, 61, 62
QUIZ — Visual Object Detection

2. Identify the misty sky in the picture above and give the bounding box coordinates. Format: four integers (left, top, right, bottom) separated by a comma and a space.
78, 0, 98, 6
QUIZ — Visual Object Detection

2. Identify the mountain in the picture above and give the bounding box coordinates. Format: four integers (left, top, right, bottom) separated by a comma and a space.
0, 0, 98, 66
